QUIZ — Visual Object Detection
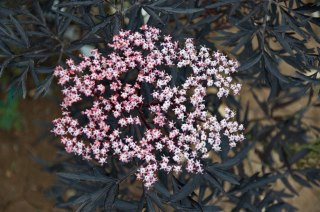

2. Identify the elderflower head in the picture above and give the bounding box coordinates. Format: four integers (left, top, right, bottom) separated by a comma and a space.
52, 25, 244, 188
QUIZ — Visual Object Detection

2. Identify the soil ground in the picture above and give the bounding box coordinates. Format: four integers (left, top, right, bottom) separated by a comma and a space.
0, 98, 66, 212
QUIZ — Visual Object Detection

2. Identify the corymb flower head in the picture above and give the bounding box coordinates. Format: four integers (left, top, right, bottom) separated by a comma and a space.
52, 25, 244, 188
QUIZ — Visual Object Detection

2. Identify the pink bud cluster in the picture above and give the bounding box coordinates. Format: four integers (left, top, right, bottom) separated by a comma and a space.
52, 25, 244, 188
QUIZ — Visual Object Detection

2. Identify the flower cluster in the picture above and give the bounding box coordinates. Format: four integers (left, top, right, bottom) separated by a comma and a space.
52, 25, 244, 188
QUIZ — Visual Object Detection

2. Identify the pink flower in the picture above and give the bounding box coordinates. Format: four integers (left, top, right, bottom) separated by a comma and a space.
52, 25, 244, 189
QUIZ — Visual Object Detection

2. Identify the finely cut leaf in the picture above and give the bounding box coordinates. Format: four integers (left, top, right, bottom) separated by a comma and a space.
170, 175, 201, 202
57, 172, 115, 183
10, 15, 29, 47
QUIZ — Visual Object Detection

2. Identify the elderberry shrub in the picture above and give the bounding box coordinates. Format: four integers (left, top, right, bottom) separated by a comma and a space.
0, 1, 319, 211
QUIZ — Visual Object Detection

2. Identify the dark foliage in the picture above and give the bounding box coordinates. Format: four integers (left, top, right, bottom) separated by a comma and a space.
1, 0, 320, 211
